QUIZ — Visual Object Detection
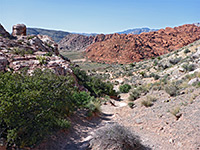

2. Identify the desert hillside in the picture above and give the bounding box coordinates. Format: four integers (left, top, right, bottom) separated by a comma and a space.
86, 24, 200, 64
58, 34, 95, 51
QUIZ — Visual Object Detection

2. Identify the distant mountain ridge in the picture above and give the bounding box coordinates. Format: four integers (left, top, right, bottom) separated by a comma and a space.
117, 27, 158, 34
27, 27, 158, 43
27, 28, 70, 43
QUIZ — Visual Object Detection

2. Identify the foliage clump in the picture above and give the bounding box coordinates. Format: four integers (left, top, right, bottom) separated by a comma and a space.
11, 47, 33, 56
165, 84, 180, 97
119, 84, 131, 93
36, 56, 47, 65
129, 90, 140, 101
182, 64, 196, 72
141, 96, 157, 107
72, 67, 117, 97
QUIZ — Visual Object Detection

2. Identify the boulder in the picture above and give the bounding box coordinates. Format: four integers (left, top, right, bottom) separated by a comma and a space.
12, 24, 26, 36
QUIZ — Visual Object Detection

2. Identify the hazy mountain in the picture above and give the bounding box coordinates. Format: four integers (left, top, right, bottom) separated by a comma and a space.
117, 27, 158, 34
194, 22, 200, 27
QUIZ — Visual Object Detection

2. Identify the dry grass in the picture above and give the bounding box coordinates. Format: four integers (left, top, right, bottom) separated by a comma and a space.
170, 106, 180, 116
141, 96, 157, 107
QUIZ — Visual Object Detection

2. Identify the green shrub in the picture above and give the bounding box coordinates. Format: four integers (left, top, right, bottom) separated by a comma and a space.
0, 69, 97, 148
27, 35, 35, 40
157, 56, 162, 60
137, 85, 148, 94
141, 96, 157, 107
129, 90, 140, 101
72, 67, 117, 97
129, 63, 135, 67
169, 57, 182, 65
141, 100, 153, 107
128, 85, 148, 101
119, 84, 131, 93
128, 102, 135, 109
184, 49, 190, 54
139, 71, 146, 77
45, 52, 53, 57
55, 119, 70, 130
86, 99, 101, 117
11, 47, 33, 56
36, 56, 47, 65
165, 84, 179, 97
153, 60, 158, 66
149, 73, 160, 80
182, 64, 196, 72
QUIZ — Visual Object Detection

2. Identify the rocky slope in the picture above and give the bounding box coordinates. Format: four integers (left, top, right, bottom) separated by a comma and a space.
82, 39, 200, 150
0, 24, 75, 77
85, 24, 200, 64
58, 34, 95, 51
58, 33, 126, 52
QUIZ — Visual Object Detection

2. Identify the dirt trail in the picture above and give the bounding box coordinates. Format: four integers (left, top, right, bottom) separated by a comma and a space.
35, 90, 200, 150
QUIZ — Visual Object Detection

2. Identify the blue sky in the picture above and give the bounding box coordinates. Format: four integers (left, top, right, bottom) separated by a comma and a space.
1, 0, 199, 33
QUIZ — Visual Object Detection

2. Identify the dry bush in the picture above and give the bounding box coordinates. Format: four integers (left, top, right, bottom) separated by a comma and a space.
89, 123, 149, 150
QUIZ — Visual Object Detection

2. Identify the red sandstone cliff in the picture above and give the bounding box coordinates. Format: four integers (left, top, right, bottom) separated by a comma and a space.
85, 24, 200, 64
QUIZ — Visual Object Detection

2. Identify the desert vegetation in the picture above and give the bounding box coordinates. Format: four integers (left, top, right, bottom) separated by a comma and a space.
0, 68, 116, 149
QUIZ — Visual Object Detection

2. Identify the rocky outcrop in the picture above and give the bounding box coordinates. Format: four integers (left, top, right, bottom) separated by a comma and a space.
58, 34, 95, 51
12, 24, 26, 36
85, 24, 200, 64
0, 24, 72, 75
0, 24, 11, 38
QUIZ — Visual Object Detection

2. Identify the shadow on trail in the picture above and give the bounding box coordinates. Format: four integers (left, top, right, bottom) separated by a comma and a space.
34, 111, 114, 150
